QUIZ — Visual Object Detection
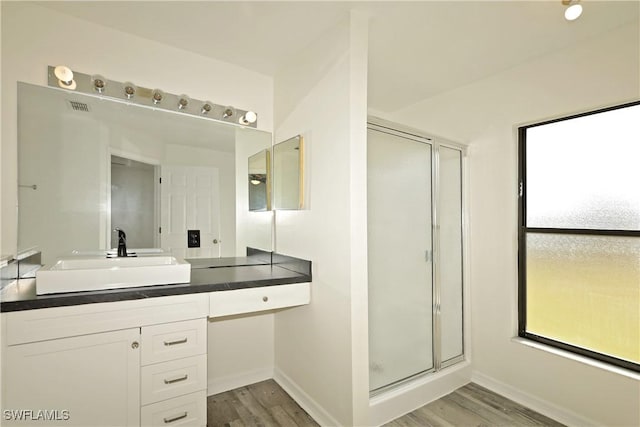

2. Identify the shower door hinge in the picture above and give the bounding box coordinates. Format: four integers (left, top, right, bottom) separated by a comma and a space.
158, 227, 162, 234
159, 177, 162, 184
519, 181, 523, 197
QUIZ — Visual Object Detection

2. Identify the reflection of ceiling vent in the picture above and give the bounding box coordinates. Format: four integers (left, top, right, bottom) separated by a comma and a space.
68, 100, 90, 112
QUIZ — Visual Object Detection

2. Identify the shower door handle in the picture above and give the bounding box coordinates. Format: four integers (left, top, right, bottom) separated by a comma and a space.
425, 250, 431, 262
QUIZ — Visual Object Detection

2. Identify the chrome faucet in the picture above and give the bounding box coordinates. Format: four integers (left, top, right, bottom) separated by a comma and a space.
115, 228, 127, 257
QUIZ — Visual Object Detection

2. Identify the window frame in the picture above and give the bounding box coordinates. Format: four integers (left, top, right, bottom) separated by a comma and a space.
518, 100, 640, 373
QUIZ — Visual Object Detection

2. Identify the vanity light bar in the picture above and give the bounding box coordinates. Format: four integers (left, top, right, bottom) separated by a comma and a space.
47, 66, 258, 128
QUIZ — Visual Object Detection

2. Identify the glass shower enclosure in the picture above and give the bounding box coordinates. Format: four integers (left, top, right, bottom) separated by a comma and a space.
367, 119, 464, 393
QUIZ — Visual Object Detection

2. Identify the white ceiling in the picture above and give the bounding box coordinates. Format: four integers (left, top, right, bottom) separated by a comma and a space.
39, 1, 639, 112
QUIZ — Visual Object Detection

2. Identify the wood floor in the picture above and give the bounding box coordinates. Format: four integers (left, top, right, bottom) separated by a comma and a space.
385, 382, 565, 427
207, 380, 564, 427
207, 379, 319, 427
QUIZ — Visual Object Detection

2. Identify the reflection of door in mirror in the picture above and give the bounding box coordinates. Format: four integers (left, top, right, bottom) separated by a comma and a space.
110, 155, 158, 250
160, 165, 221, 258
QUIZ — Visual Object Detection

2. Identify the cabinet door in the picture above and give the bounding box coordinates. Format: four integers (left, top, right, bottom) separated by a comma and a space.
3, 328, 140, 426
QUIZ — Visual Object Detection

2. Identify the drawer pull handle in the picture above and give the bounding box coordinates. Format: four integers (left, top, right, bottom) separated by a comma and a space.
163, 337, 188, 346
164, 374, 188, 385
262, 296, 268, 302
163, 412, 188, 424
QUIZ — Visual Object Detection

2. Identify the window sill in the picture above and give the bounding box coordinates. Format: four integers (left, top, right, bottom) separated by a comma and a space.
511, 337, 640, 380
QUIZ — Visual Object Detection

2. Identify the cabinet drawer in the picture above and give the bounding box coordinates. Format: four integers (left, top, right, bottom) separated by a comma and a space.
209, 282, 310, 318
4, 293, 209, 345
142, 319, 206, 365
141, 354, 207, 405
141, 390, 206, 427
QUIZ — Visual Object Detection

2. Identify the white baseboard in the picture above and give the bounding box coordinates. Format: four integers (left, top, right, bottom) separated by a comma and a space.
274, 367, 341, 427
471, 370, 598, 427
207, 367, 274, 396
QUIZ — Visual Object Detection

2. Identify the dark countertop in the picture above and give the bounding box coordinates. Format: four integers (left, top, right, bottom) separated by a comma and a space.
0, 256, 311, 313
187, 256, 270, 269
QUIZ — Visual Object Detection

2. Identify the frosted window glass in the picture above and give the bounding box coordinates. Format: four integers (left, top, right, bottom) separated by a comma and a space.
526, 233, 640, 363
439, 146, 463, 362
526, 104, 640, 230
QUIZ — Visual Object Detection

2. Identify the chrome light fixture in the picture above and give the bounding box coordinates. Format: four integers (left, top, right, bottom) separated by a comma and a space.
123, 82, 136, 99
239, 111, 258, 125
563, 0, 583, 21
152, 89, 164, 105
178, 95, 190, 110
54, 65, 76, 90
92, 75, 106, 93
46, 66, 258, 128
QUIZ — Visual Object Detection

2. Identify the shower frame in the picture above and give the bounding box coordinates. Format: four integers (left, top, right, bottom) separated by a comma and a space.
367, 117, 469, 397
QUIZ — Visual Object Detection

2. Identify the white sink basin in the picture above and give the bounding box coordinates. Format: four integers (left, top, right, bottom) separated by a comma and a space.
36, 255, 191, 295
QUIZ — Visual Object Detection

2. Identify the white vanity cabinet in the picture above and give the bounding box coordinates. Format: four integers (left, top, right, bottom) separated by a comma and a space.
1, 294, 209, 427
1, 281, 311, 426
3, 328, 141, 426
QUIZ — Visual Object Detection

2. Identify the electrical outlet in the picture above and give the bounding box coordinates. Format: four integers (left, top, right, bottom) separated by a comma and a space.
187, 230, 200, 248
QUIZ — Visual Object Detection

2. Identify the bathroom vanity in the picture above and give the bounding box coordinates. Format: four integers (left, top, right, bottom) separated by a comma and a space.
0, 252, 311, 426
3, 75, 311, 426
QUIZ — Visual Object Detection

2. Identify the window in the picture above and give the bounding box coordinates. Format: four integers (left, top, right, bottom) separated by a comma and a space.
518, 101, 640, 372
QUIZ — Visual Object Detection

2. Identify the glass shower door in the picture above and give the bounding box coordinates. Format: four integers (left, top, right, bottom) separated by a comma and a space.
367, 127, 433, 392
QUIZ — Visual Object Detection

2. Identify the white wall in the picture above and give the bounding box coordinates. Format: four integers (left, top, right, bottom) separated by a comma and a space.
1, 2, 274, 392
378, 21, 640, 427
272, 12, 370, 426
207, 313, 274, 395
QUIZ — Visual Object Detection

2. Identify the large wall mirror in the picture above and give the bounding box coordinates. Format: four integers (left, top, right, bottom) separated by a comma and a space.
17, 82, 273, 265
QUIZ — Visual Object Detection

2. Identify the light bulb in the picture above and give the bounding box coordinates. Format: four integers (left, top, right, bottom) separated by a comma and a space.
201, 102, 213, 115
250, 179, 261, 185
178, 95, 190, 110
239, 111, 258, 125
92, 75, 106, 93
123, 82, 136, 99
54, 65, 76, 90
222, 107, 235, 119
152, 89, 164, 105
565, 3, 582, 21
